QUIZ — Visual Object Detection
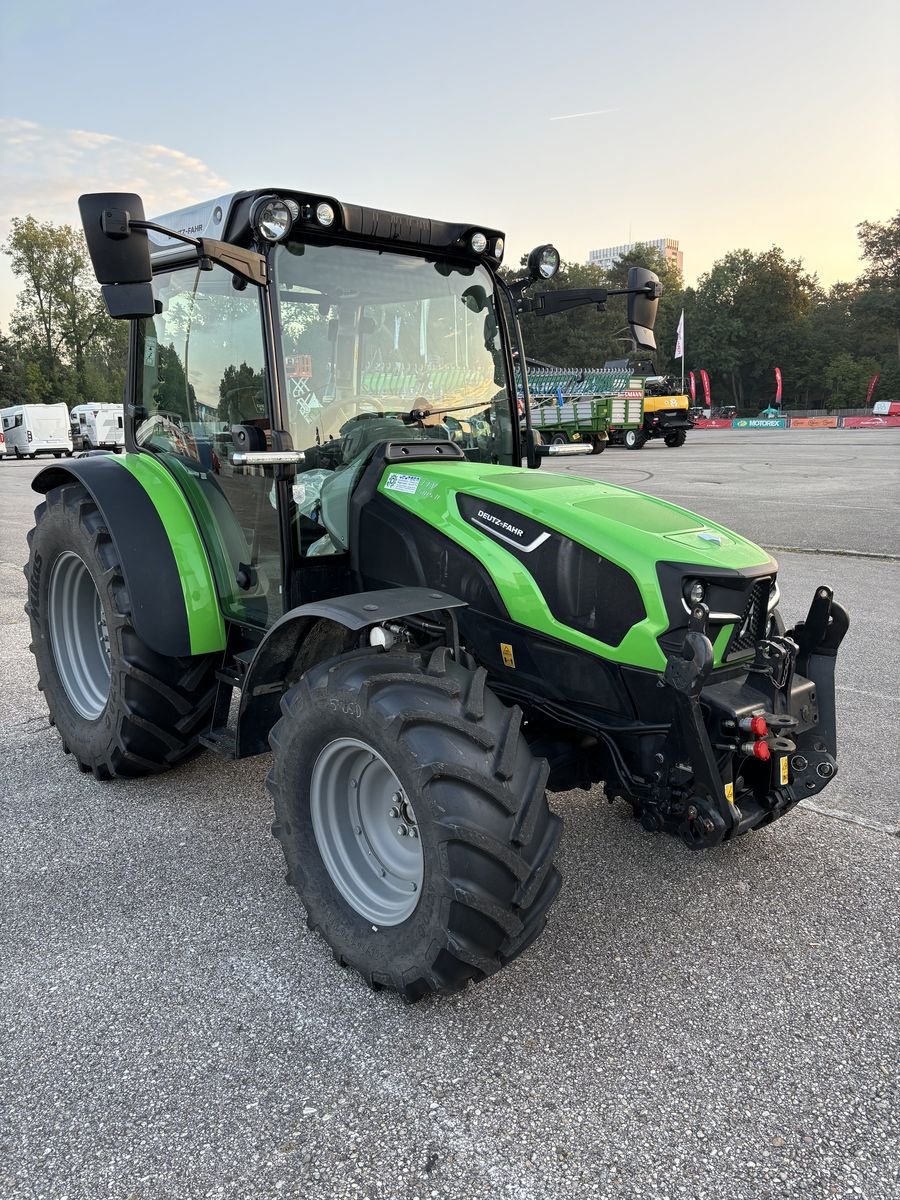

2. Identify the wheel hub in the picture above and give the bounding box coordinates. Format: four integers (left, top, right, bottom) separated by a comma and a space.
310, 737, 424, 925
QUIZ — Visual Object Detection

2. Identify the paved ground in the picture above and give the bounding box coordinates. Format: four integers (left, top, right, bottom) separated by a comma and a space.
1, 432, 897, 1200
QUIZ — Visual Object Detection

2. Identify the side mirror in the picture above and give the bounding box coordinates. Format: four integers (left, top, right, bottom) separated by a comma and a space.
78, 192, 156, 319
627, 267, 661, 351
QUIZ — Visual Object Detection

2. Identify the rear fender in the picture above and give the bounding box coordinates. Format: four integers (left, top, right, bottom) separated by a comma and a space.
32, 453, 225, 658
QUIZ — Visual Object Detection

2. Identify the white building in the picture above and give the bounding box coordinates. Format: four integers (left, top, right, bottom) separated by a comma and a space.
588, 237, 682, 276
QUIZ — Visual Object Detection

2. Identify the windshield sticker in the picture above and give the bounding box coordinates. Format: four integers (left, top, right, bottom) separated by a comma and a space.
385, 473, 420, 495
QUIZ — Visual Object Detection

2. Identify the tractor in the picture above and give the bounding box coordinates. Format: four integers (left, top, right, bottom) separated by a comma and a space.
24, 189, 848, 999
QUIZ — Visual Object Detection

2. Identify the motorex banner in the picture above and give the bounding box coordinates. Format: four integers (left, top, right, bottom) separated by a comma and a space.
732, 418, 787, 429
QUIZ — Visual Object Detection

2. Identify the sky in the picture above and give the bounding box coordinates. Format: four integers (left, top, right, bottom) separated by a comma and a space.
0, 0, 898, 328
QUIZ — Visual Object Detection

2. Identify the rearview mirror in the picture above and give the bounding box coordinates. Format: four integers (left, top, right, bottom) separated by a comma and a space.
626, 267, 661, 351
79, 192, 156, 319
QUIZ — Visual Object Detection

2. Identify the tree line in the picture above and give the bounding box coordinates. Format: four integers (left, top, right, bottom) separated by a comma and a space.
509, 211, 900, 410
2, 210, 898, 413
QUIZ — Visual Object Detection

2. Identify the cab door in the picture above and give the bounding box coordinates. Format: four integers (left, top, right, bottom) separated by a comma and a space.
135, 263, 286, 629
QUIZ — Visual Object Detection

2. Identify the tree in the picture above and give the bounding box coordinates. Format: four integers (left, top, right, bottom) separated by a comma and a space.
856, 211, 900, 368
2, 215, 126, 408
823, 353, 881, 409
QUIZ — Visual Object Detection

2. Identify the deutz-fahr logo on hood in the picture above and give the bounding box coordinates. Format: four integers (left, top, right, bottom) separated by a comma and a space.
457, 494, 551, 554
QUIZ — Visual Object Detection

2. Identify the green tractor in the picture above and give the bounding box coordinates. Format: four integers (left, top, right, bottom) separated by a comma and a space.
25, 188, 848, 999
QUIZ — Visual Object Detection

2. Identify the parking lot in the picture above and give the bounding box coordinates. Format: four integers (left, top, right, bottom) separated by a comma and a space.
1, 429, 898, 1200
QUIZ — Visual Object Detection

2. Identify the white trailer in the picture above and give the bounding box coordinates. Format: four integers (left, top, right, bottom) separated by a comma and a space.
69, 402, 125, 451
0, 404, 73, 459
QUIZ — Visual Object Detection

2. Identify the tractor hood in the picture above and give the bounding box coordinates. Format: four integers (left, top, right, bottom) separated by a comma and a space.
376, 459, 774, 671
379, 460, 771, 571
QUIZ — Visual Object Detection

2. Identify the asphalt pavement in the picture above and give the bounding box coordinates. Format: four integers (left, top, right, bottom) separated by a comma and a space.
1, 431, 897, 1200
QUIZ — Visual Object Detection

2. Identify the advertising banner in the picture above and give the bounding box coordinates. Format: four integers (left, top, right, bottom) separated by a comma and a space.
775, 367, 782, 404
865, 374, 880, 405
840, 415, 900, 429
789, 416, 838, 428
693, 418, 733, 429
700, 369, 711, 407
689, 371, 696, 402
732, 418, 788, 429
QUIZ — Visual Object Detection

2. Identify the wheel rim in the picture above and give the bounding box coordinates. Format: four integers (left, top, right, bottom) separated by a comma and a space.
310, 737, 424, 925
625, 431, 635, 446
551, 433, 567, 445
48, 551, 111, 720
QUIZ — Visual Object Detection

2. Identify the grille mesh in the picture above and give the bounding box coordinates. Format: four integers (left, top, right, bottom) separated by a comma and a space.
726, 579, 771, 657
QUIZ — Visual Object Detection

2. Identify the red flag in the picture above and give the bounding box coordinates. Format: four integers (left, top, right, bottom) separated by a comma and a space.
700, 369, 711, 407
688, 371, 696, 402
774, 367, 782, 405
865, 373, 880, 405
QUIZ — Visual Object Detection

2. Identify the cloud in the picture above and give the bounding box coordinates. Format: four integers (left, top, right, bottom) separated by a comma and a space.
0, 118, 231, 326
548, 108, 622, 121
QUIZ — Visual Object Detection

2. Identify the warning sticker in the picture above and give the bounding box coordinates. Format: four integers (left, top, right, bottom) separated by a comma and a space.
500, 643, 516, 668
385, 473, 420, 495
779, 757, 789, 786
724, 781, 735, 805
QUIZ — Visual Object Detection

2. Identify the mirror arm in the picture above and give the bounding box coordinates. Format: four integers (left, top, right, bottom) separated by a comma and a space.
516, 288, 609, 317
111, 216, 268, 288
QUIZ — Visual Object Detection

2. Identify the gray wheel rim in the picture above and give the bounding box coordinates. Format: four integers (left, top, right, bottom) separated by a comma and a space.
310, 737, 424, 926
48, 551, 111, 720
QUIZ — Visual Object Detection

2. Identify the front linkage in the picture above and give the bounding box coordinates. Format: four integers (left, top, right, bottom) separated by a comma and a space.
633, 587, 849, 849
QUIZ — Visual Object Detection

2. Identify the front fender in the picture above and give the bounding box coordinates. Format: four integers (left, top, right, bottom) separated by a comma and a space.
32, 453, 225, 658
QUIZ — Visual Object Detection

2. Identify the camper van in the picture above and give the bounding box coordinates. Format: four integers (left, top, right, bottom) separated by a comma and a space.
69, 402, 125, 452
0, 404, 73, 459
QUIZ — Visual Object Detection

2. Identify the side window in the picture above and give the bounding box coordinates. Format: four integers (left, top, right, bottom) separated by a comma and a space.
135, 264, 282, 627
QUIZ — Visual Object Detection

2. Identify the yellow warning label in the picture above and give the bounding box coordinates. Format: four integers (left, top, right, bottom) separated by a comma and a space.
780, 757, 789, 785
724, 781, 735, 805
500, 642, 516, 668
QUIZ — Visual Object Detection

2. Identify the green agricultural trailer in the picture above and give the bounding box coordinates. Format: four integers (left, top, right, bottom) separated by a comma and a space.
523, 368, 644, 452
24, 187, 848, 999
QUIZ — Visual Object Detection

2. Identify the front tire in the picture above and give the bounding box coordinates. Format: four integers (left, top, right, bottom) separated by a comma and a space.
664, 429, 687, 448
268, 648, 562, 999
550, 431, 569, 446
26, 482, 217, 778
590, 435, 607, 454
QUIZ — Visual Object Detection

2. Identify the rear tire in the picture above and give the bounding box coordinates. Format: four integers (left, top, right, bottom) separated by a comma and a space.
268, 647, 562, 999
550, 431, 569, 446
624, 428, 647, 449
26, 482, 217, 778
590, 435, 607, 454
664, 430, 687, 447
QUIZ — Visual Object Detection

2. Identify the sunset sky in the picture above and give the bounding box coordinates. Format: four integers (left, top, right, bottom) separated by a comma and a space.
1, 0, 898, 326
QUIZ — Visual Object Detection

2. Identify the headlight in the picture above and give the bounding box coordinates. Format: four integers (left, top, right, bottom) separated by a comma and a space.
470, 231, 488, 254
684, 579, 706, 606
315, 202, 335, 227
528, 244, 561, 280
494, 236, 504, 260
249, 195, 297, 242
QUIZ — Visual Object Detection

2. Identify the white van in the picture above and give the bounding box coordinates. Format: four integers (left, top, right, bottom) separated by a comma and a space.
70, 402, 125, 451
0, 404, 73, 459
0, 425, 7, 459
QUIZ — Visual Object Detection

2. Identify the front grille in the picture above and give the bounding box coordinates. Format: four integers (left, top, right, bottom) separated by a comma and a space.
726, 579, 771, 658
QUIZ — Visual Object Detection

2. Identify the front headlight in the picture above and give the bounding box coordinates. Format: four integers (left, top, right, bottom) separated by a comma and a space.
470, 231, 488, 254
684, 579, 706, 606
250, 195, 298, 242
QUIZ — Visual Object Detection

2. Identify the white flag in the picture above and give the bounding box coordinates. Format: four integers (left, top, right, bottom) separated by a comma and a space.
674, 310, 684, 359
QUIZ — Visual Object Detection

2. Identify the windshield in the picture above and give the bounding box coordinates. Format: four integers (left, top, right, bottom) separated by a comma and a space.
272, 241, 515, 469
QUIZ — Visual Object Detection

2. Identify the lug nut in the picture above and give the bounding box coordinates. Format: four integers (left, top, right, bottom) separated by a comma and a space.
409, 827, 418, 838
397, 824, 408, 836
389, 806, 401, 818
